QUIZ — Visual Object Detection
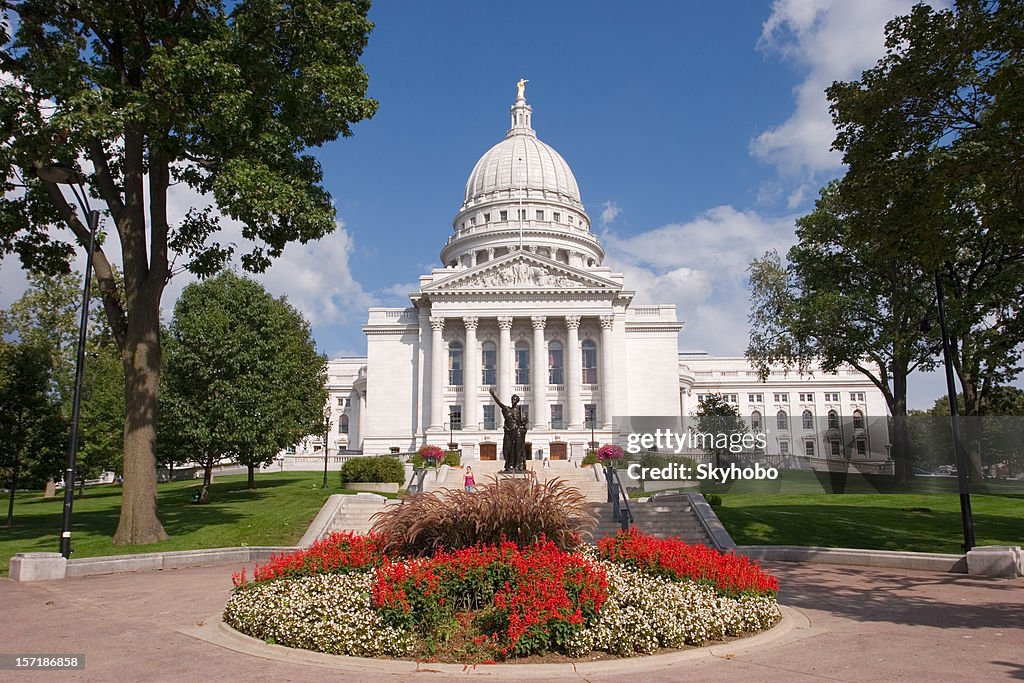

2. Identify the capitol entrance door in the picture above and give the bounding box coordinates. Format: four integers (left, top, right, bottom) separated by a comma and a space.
480, 442, 497, 461
549, 442, 567, 460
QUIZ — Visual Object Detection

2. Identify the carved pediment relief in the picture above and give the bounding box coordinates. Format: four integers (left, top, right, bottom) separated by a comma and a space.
426, 254, 617, 292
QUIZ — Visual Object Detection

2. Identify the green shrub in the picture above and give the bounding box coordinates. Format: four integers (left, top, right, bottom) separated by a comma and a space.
340, 456, 405, 485
636, 451, 697, 472
581, 450, 598, 466
444, 450, 460, 467
704, 493, 722, 507
371, 477, 595, 556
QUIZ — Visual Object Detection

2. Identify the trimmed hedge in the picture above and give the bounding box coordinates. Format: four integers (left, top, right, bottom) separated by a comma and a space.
340, 456, 406, 486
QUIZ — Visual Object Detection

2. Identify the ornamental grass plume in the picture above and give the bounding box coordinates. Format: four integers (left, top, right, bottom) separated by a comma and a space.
370, 476, 596, 556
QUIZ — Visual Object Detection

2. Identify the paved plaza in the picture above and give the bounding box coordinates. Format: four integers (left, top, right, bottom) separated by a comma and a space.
1, 561, 1021, 681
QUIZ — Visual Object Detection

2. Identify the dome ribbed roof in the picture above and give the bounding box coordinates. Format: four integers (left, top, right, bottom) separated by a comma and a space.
461, 93, 582, 209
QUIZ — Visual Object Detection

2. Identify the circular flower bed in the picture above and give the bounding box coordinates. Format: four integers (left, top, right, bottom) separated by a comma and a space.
224, 530, 781, 663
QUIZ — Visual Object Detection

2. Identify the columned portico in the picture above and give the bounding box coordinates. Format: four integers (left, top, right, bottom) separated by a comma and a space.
599, 314, 615, 428
531, 315, 547, 429
463, 316, 479, 430
565, 315, 582, 429
429, 315, 445, 431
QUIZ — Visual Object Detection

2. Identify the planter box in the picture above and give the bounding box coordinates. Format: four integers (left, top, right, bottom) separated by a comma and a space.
347, 482, 400, 494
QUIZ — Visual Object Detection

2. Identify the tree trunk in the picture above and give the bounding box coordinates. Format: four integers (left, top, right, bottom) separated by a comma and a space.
111, 294, 169, 545
891, 371, 911, 487
5, 458, 17, 527
201, 455, 214, 504
247, 464, 255, 489
169, 461, 174, 481
77, 477, 85, 498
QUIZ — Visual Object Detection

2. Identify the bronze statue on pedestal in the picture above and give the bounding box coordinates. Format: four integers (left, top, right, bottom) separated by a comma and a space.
490, 388, 528, 472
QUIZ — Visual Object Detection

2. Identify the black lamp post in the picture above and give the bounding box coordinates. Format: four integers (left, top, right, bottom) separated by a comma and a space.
37, 164, 99, 559
322, 409, 331, 489
934, 270, 976, 551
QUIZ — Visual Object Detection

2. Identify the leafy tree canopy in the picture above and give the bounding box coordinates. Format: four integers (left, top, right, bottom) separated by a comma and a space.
161, 270, 328, 499
0, 0, 376, 544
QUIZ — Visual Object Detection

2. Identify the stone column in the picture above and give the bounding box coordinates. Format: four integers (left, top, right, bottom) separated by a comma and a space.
469, 251, 477, 267
599, 314, 615, 428
497, 316, 513, 401
429, 315, 445, 431
463, 316, 479, 431
357, 390, 367, 449
531, 315, 547, 428
565, 315, 582, 429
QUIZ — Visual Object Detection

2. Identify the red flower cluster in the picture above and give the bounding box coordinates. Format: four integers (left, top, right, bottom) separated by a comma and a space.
371, 540, 608, 657
232, 531, 384, 587
417, 445, 445, 463
597, 529, 779, 596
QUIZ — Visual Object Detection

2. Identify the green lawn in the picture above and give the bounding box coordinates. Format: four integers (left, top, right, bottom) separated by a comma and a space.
627, 470, 1024, 553
0, 472, 383, 575
713, 492, 1024, 554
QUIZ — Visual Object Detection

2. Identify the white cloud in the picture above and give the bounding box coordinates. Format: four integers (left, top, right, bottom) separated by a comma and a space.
751, 0, 926, 180
599, 200, 621, 227
602, 205, 798, 355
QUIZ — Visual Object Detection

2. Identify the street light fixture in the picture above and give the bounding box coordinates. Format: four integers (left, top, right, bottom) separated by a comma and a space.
36, 162, 100, 559
322, 408, 331, 489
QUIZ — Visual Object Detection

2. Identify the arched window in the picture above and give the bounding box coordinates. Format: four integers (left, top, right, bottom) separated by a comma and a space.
827, 410, 840, 430
852, 409, 864, 429
802, 409, 813, 430
776, 410, 788, 430
581, 340, 598, 384
339, 414, 350, 434
515, 341, 530, 384
481, 341, 496, 385
548, 341, 564, 385
750, 410, 762, 432
448, 341, 463, 386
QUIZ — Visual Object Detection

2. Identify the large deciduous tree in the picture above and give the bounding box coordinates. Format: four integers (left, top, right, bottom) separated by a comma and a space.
1, 340, 66, 525
693, 393, 749, 469
161, 271, 327, 502
747, 181, 937, 484
0, 1, 376, 543
827, 0, 1024, 482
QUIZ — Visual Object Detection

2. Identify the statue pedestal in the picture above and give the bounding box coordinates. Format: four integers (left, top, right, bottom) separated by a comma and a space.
495, 470, 534, 482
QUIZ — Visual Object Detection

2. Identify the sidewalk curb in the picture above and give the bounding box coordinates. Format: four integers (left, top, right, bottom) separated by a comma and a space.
179, 605, 809, 677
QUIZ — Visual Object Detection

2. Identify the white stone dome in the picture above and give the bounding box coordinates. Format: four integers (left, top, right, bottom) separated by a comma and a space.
463, 134, 582, 209
442, 85, 602, 269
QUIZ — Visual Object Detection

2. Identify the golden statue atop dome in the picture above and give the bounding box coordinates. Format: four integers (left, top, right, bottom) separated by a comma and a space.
516, 78, 529, 99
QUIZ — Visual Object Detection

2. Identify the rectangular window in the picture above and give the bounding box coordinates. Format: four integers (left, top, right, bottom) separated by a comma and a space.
748, 393, 763, 403
550, 404, 564, 429
584, 403, 598, 429
536, 210, 544, 221
449, 405, 462, 431
851, 392, 865, 402
830, 440, 841, 457
723, 393, 738, 404
779, 441, 790, 455
825, 392, 840, 402
581, 344, 598, 384
805, 441, 815, 457
499, 210, 508, 221
518, 209, 527, 220
470, 216, 476, 226
856, 439, 866, 456
568, 215, 575, 224
483, 212, 490, 223
515, 347, 530, 384
483, 404, 496, 430
799, 392, 814, 402
548, 345, 564, 385
481, 345, 496, 386
774, 392, 789, 403
553, 211, 561, 222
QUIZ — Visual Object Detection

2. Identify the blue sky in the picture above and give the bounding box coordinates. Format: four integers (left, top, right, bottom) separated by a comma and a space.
7, 0, 1006, 409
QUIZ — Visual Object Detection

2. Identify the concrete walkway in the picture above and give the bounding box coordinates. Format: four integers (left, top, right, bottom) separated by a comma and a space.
1, 561, 1021, 681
